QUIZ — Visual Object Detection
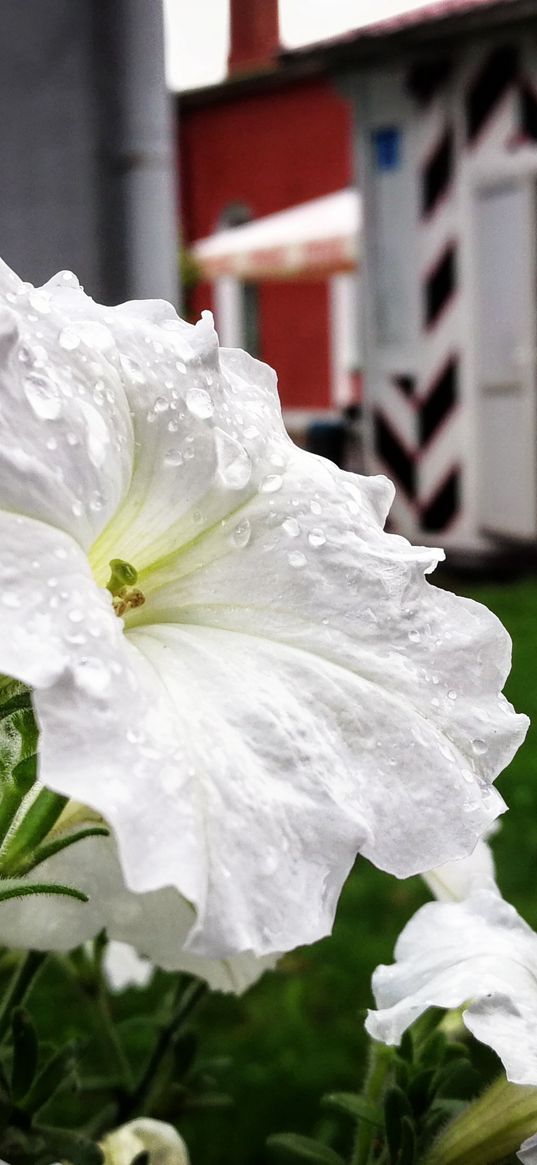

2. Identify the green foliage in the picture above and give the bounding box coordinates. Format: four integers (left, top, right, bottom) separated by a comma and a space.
0, 950, 225, 1164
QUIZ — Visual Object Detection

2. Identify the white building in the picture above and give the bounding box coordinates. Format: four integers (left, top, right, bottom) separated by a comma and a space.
291, 0, 537, 549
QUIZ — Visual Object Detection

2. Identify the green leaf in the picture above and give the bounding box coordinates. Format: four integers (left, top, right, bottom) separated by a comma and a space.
21, 1040, 79, 1114
384, 1086, 413, 1163
434, 1061, 481, 1101
418, 1031, 446, 1068
407, 1067, 436, 1114
399, 1030, 414, 1063
266, 1133, 345, 1165
321, 1092, 383, 1126
11, 753, 37, 797
398, 1115, 416, 1165
11, 1007, 38, 1100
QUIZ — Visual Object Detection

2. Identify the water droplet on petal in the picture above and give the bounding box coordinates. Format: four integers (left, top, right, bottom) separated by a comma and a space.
472, 738, 488, 755
214, 428, 251, 490
310, 500, 322, 516
229, 518, 251, 549
75, 321, 114, 350
24, 373, 62, 420
282, 517, 300, 538
186, 386, 214, 419
59, 326, 80, 351
74, 656, 111, 697
408, 629, 421, 643
447, 689, 458, 701
28, 290, 51, 314
79, 400, 110, 468
308, 528, 326, 548
164, 448, 183, 467
260, 473, 283, 494
120, 354, 145, 384
72, 500, 83, 517
154, 396, 169, 413
244, 425, 259, 439
68, 607, 84, 623
288, 551, 307, 569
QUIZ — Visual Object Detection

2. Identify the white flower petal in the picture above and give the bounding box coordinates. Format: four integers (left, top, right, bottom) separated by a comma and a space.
0, 260, 527, 960
101, 1118, 189, 1165
422, 834, 496, 902
103, 941, 154, 991
0, 832, 273, 994
519, 1133, 537, 1163
366, 888, 537, 1086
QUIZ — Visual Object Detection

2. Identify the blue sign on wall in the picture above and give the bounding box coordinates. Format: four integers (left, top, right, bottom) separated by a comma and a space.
372, 127, 402, 171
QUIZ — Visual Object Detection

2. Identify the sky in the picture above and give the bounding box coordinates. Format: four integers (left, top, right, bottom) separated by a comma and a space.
163, 0, 432, 91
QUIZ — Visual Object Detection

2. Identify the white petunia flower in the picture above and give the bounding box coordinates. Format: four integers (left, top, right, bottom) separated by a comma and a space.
366, 887, 537, 1086
101, 1117, 189, 1165
519, 1133, 537, 1163
0, 258, 527, 959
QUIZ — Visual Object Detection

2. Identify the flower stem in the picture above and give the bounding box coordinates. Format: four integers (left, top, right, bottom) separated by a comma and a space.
351, 1042, 393, 1165
0, 949, 47, 1043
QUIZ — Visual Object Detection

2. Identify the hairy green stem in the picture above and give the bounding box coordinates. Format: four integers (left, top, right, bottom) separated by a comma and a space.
351, 1043, 393, 1165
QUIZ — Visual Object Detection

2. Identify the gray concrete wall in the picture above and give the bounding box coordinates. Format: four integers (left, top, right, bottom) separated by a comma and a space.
0, 0, 178, 305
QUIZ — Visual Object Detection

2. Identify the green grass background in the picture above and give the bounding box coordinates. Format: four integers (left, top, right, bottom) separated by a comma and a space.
180, 575, 537, 1164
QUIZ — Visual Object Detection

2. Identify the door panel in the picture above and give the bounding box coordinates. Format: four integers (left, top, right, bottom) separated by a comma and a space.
476, 178, 537, 539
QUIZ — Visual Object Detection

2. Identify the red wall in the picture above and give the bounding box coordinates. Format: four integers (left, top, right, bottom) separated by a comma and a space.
179, 76, 352, 410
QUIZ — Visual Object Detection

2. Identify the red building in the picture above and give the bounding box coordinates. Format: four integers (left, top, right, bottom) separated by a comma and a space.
178, 0, 358, 430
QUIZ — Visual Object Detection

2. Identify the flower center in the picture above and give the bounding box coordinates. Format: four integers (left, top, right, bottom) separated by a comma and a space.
106, 559, 146, 619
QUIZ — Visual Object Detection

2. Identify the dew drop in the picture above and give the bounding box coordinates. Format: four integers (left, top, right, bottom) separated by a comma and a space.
472, 738, 488, 755
282, 517, 300, 538
164, 448, 183, 467
229, 518, 251, 549
244, 425, 259, 439
288, 551, 307, 569
24, 373, 61, 420
74, 656, 111, 697
68, 608, 84, 623
408, 629, 421, 643
89, 490, 105, 512
71, 500, 83, 517
260, 473, 283, 494
28, 290, 51, 314
58, 326, 80, 351
186, 386, 214, 419
154, 396, 169, 413
310, 499, 322, 516
214, 428, 251, 490
308, 528, 326, 548
60, 270, 80, 287
120, 354, 145, 384
447, 689, 458, 701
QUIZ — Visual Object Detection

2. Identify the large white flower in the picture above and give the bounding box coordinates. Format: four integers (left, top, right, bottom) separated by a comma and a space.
366, 886, 537, 1087
0, 258, 527, 958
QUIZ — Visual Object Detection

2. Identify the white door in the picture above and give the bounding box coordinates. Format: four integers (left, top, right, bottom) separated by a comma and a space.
475, 177, 537, 539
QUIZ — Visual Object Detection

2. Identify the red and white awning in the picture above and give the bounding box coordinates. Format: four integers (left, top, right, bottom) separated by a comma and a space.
191, 189, 361, 281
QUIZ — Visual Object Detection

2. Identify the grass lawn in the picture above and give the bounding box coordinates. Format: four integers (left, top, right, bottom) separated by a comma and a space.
182, 574, 537, 1165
